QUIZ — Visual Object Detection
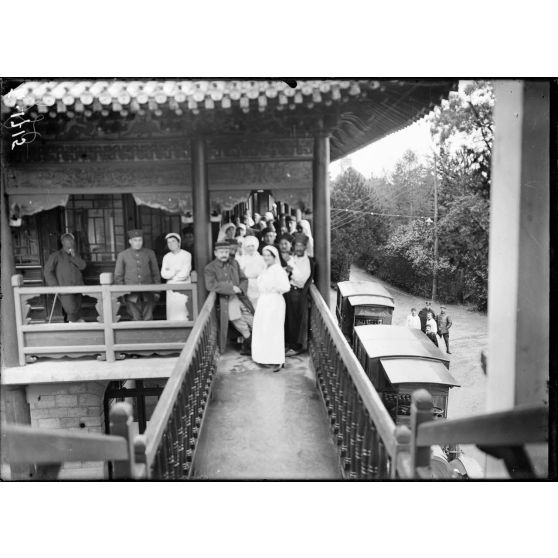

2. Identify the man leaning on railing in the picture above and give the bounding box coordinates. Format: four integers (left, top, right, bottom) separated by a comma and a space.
114, 229, 161, 321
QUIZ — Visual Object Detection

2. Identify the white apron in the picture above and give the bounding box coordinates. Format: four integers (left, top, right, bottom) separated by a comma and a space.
251, 263, 291, 364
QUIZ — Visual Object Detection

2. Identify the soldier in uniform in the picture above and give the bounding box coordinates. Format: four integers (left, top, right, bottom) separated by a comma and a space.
114, 229, 161, 321
204, 241, 254, 355
44, 233, 86, 322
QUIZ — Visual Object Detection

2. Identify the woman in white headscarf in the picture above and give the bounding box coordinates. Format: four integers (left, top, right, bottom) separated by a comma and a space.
251, 245, 291, 372
161, 233, 192, 320
235, 223, 247, 255
297, 219, 314, 258
236, 235, 265, 308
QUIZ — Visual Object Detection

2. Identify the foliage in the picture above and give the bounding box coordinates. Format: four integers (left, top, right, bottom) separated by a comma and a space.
351, 81, 493, 311
329, 168, 389, 284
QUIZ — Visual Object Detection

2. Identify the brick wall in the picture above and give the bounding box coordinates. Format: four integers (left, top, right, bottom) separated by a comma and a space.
26, 381, 110, 480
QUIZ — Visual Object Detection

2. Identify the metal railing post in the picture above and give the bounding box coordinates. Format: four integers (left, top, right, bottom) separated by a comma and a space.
109, 402, 136, 479
410, 389, 433, 477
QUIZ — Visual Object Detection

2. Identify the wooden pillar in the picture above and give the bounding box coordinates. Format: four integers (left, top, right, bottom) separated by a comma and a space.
313, 133, 331, 307
192, 137, 210, 304
1, 177, 19, 367
487, 80, 549, 411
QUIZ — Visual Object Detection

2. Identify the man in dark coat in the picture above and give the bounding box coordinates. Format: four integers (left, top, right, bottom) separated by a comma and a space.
284, 233, 314, 356
436, 305, 453, 354
114, 229, 161, 321
258, 226, 279, 253
44, 233, 86, 322
278, 232, 294, 269
418, 300, 437, 333
204, 241, 254, 355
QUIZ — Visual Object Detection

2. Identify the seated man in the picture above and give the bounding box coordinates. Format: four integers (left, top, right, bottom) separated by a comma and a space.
204, 241, 254, 355
114, 229, 161, 321
44, 232, 86, 323
284, 233, 314, 356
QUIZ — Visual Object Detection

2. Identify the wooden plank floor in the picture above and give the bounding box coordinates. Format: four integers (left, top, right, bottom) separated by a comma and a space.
193, 350, 341, 480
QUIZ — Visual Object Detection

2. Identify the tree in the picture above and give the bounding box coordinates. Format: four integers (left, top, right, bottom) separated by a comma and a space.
329, 168, 388, 281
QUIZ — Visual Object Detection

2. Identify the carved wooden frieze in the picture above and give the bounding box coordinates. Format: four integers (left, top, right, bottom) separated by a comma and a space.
208, 160, 312, 190
206, 137, 314, 161
6, 162, 192, 194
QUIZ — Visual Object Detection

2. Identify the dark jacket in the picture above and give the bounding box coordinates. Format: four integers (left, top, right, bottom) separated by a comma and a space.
204, 258, 250, 352
44, 249, 86, 286
436, 312, 453, 334
114, 247, 161, 286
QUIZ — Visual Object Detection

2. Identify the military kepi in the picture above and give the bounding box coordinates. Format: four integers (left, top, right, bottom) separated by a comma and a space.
127, 229, 143, 239
214, 241, 230, 249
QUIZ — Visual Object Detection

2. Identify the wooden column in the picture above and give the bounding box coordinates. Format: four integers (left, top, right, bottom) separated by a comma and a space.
487, 80, 549, 411
1, 178, 19, 367
191, 138, 210, 304
313, 133, 331, 307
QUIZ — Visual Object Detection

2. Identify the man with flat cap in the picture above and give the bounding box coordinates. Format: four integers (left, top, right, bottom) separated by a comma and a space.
204, 240, 254, 355
44, 232, 87, 322
114, 229, 161, 321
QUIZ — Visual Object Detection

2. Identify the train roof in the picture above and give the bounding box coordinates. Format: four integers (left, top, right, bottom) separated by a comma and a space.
348, 295, 395, 309
380, 358, 459, 387
353, 325, 450, 365
337, 281, 394, 301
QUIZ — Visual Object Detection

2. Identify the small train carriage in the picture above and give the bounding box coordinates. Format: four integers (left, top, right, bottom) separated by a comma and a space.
336, 281, 394, 341
352, 325, 459, 426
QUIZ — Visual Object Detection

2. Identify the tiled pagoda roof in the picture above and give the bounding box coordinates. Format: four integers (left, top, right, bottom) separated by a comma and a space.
1, 79, 457, 160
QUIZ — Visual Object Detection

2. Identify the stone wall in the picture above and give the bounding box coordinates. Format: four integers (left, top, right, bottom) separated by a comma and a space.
25, 380, 109, 480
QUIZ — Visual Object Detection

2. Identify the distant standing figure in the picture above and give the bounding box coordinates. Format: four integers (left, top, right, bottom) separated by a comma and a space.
406, 308, 421, 330
418, 300, 437, 332
425, 324, 439, 347
161, 233, 192, 321
181, 227, 195, 269
251, 245, 291, 372
44, 233, 86, 323
426, 311, 438, 335
114, 229, 161, 321
436, 305, 453, 354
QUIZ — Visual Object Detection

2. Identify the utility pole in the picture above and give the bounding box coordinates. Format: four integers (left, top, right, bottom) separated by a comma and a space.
432, 153, 439, 301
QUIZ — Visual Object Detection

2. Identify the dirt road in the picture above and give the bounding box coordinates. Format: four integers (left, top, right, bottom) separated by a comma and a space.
344, 266, 489, 419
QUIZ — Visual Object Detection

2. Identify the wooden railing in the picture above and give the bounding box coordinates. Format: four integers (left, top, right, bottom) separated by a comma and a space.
309, 285, 410, 479
1, 403, 139, 480
11, 272, 198, 365
135, 291, 219, 479
403, 389, 549, 479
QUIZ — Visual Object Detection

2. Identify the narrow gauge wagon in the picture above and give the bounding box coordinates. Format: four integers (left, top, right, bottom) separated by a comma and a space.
352, 324, 475, 477
336, 281, 394, 341
352, 325, 459, 425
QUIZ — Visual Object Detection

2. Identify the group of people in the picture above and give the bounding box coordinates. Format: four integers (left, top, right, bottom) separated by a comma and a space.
205, 215, 315, 373
42, 211, 314, 371
406, 300, 453, 354
44, 229, 192, 323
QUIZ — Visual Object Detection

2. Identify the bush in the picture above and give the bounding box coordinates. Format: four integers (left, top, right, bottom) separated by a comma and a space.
331, 242, 352, 285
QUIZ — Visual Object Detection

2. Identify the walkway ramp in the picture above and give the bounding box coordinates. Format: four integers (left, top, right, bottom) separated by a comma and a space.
193, 351, 341, 479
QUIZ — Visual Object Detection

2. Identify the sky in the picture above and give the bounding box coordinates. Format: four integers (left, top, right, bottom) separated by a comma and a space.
329, 115, 434, 180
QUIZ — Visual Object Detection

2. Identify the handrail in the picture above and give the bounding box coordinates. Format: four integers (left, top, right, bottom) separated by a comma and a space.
140, 291, 218, 479
415, 403, 548, 447
1, 402, 138, 480
11, 273, 199, 364
408, 390, 549, 478
309, 285, 407, 479
310, 285, 397, 454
